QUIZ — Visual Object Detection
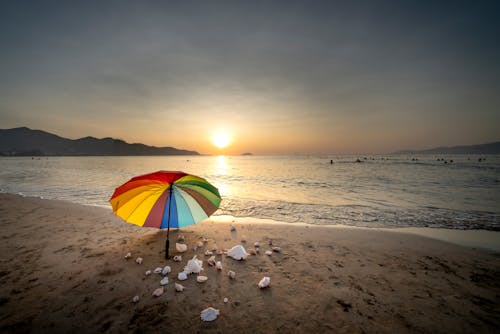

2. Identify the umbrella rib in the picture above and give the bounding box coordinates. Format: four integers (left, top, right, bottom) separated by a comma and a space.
123, 186, 169, 222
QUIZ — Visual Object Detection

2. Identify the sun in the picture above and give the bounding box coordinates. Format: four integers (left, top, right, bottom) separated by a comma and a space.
212, 131, 231, 149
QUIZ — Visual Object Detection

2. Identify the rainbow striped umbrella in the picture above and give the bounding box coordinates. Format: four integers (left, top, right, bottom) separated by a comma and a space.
109, 171, 221, 258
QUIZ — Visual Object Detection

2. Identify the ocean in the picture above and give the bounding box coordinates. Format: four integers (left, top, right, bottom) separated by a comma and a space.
1, 155, 499, 230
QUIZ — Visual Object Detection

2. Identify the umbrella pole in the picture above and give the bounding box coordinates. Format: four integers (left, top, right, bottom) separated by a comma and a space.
165, 184, 173, 259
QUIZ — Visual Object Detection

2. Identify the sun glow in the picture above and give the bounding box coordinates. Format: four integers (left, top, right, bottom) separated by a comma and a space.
212, 131, 231, 149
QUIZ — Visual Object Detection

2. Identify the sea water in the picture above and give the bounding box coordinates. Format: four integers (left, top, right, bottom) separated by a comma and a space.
0, 155, 499, 230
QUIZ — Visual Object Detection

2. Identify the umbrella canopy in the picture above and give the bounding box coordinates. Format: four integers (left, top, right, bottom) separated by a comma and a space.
109, 171, 221, 257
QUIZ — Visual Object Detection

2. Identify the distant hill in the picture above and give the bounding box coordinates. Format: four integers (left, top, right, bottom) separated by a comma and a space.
393, 141, 500, 155
0, 127, 199, 156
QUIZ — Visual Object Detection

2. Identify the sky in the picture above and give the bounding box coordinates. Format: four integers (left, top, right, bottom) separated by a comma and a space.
1, 1, 499, 155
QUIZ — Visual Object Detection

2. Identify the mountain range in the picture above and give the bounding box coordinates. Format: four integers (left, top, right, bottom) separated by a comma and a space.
393, 141, 500, 155
0, 127, 199, 156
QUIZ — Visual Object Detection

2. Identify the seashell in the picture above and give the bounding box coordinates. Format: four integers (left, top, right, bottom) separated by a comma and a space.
200, 307, 219, 322
223, 297, 228, 303
211, 244, 218, 251
173, 255, 182, 262
216, 250, 223, 255
258, 276, 270, 289
145, 270, 152, 276
196, 241, 204, 248
197, 275, 208, 283
152, 287, 164, 297
216, 261, 222, 270
177, 235, 185, 242
227, 270, 236, 279
135, 257, 143, 264
125, 252, 132, 259
153, 267, 163, 274
132, 295, 140, 303
176, 243, 188, 253
160, 276, 169, 286
254, 241, 260, 247
207, 256, 216, 266
204, 250, 213, 256
184, 255, 203, 274
175, 283, 185, 292
227, 245, 249, 260
161, 266, 171, 275
178, 271, 188, 281
265, 250, 272, 256
249, 248, 257, 255
272, 246, 281, 253
230, 225, 236, 232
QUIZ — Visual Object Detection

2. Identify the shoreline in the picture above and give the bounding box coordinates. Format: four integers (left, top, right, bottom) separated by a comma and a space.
1, 193, 499, 333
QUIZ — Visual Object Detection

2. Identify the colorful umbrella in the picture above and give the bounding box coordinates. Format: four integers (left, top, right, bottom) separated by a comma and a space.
109, 171, 221, 258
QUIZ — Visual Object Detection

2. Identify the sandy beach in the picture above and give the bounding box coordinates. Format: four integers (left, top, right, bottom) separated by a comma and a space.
0, 193, 499, 333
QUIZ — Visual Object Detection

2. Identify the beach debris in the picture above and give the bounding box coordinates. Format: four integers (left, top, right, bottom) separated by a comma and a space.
265, 250, 273, 256
249, 248, 257, 255
173, 255, 182, 262
268, 239, 273, 245
272, 246, 281, 253
204, 250, 213, 256
228, 270, 236, 279
153, 267, 163, 274
196, 241, 204, 248
241, 235, 247, 243
207, 256, 216, 266
178, 271, 188, 281
184, 255, 203, 274
230, 225, 236, 232
202, 237, 209, 243
152, 287, 164, 297
125, 252, 132, 259
177, 235, 185, 242
132, 295, 140, 303
211, 244, 218, 251
160, 276, 169, 286
224, 297, 228, 303
227, 245, 249, 260
200, 307, 220, 322
176, 243, 188, 253
254, 241, 260, 248
161, 266, 171, 275
216, 261, 222, 270
145, 270, 152, 276
175, 283, 185, 292
216, 250, 223, 255
135, 257, 143, 264
197, 275, 208, 283
258, 276, 270, 289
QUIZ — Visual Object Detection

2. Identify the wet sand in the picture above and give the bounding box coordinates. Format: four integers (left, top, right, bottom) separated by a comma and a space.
0, 193, 499, 333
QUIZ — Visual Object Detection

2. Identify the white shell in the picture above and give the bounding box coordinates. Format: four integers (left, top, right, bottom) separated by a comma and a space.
228, 270, 236, 279
178, 271, 188, 281
160, 276, 169, 286
211, 244, 218, 251
254, 241, 260, 247
272, 246, 281, 253
135, 257, 143, 264
176, 243, 188, 253
207, 256, 216, 266
153, 267, 163, 274
152, 287, 164, 297
132, 295, 140, 303
227, 245, 249, 260
223, 297, 228, 303
173, 255, 182, 262
175, 283, 185, 292
200, 307, 220, 322
204, 250, 213, 256
145, 270, 152, 276
197, 275, 208, 283
184, 255, 203, 274
161, 266, 171, 275
258, 276, 270, 288
265, 250, 273, 256
215, 261, 222, 270
125, 252, 132, 259
177, 235, 185, 242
